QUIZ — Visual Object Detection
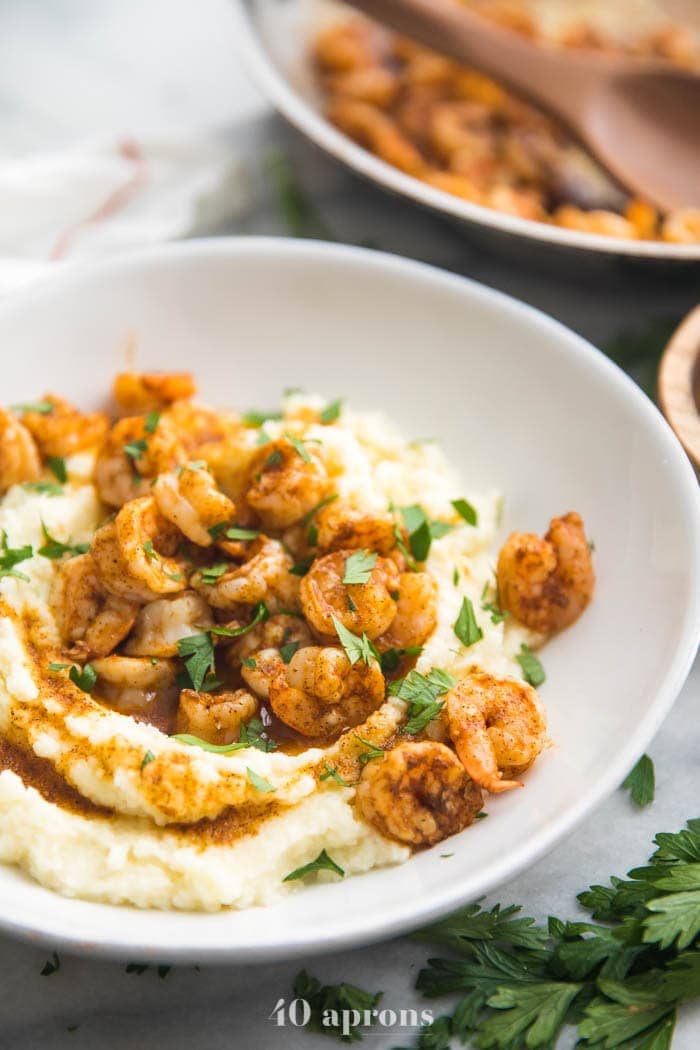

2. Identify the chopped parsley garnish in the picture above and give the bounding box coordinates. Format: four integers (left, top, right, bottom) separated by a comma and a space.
429, 520, 454, 540
256, 427, 272, 447
172, 734, 245, 754
262, 448, 283, 472
207, 522, 228, 540
346, 593, 357, 612
453, 596, 483, 648
280, 640, 300, 664
48, 662, 70, 672
301, 493, 338, 528
47, 457, 67, 483
38, 522, 89, 560
12, 401, 53, 415
284, 432, 311, 462
380, 645, 423, 673
331, 615, 379, 667
481, 581, 509, 624
291, 971, 381, 1042
225, 526, 260, 541
354, 734, 385, 766
452, 497, 478, 526
342, 549, 377, 585
320, 399, 342, 424
399, 504, 432, 562
144, 411, 160, 434
0, 531, 33, 581
22, 481, 63, 496
319, 763, 351, 787
389, 668, 456, 735
517, 644, 546, 687
143, 539, 156, 561
164, 569, 183, 582
247, 767, 275, 793
209, 602, 269, 639
453, 567, 460, 586
238, 716, 277, 753
241, 409, 282, 427
622, 754, 655, 807
290, 554, 315, 577
283, 849, 344, 882
123, 438, 148, 460
241, 657, 257, 670
69, 663, 97, 693
177, 633, 216, 691
199, 562, 228, 585
141, 750, 155, 770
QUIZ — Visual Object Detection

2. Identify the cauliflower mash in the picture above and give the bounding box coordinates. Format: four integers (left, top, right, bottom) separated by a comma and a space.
0, 376, 594, 910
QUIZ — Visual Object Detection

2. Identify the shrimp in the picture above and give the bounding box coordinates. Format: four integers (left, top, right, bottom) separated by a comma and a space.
175, 688, 258, 746
245, 437, 331, 530
91, 495, 186, 602
376, 572, 437, 650
0, 409, 41, 493
300, 549, 399, 639
314, 500, 396, 555
313, 20, 383, 72
91, 655, 176, 714
232, 613, 312, 664
50, 553, 139, 658
324, 67, 399, 107
20, 395, 108, 457
240, 648, 286, 701
661, 208, 700, 245
445, 671, 547, 793
356, 741, 483, 847
113, 371, 196, 414
93, 415, 186, 508
164, 401, 238, 453
497, 511, 595, 634
553, 205, 636, 239
326, 98, 426, 176
124, 591, 214, 658
153, 465, 235, 547
269, 645, 385, 737
191, 537, 298, 611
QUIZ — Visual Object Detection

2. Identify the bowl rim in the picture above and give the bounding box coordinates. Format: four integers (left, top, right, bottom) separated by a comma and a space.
230, 0, 700, 262
0, 236, 697, 962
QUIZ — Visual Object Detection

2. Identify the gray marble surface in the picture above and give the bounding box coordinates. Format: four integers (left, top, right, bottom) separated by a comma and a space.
0, 1, 698, 1046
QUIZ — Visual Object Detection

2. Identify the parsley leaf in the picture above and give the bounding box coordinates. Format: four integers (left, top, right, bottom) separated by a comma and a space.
389, 668, 456, 735
320, 399, 342, 424
342, 549, 377, 585
247, 767, 276, 793
177, 633, 216, 691
284, 432, 311, 462
283, 849, 344, 882
517, 644, 546, 687
38, 522, 89, 560
123, 438, 148, 460
141, 750, 155, 769
199, 562, 228, 585
172, 734, 245, 754
319, 763, 351, 787
452, 498, 478, 526
380, 645, 423, 673
224, 526, 259, 541
69, 663, 97, 692
353, 734, 385, 766
238, 716, 277, 753
47, 457, 67, 483
331, 615, 379, 667
144, 411, 160, 434
0, 531, 33, 581
279, 641, 300, 664
622, 754, 655, 808
241, 409, 282, 427
12, 401, 53, 415
453, 596, 483, 648
301, 493, 338, 528
292, 970, 381, 1043
209, 602, 269, 639
400, 504, 432, 562
23, 481, 63, 497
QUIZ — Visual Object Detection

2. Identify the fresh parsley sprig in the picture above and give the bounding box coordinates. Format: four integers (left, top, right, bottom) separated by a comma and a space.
389, 668, 456, 735
0, 531, 33, 581
331, 615, 380, 667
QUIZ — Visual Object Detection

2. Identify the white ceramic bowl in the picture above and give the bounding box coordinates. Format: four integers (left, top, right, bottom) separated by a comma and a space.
0, 238, 697, 962
231, 0, 700, 264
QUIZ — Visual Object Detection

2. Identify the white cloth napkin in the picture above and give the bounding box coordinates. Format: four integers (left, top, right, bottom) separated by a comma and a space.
0, 135, 251, 293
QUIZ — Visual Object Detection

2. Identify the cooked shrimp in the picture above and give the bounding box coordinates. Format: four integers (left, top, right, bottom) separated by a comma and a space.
93, 415, 185, 507
164, 401, 238, 453
20, 395, 108, 457
124, 591, 214, 658
325, 67, 399, 107
153, 465, 235, 547
315, 500, 396, 555
661, 208, 700, 244
91, 655, 176, 713
232, 613, 312, 664
191, 537, 298, 611
0, 409, 41, 493
553, 205, 636, 239
240, 648, 285, 701
445, 671, 547, 793
326, 97, 426, 176
50, 553, 139, 658
356, 741, 483, 847
269, 645, 385, 737
313, 20, 382, 72
245, 437, 331, 530
91, 495, 186, 602
175, 688, 258, 746
376, 572, 437, 650
300, 549, 399, 639
113, 371, 196, 414
497, 511, 595, 634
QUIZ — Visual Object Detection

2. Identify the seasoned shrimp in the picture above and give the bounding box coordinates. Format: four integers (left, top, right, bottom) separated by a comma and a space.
93, 415, 185, 507
445, 671, 547, 793
497, 511, 595, 634
376, 572, 437, 650
326, 98, 426, 176
124, 592, 214, 658
153, 465, 235, 547
175, 688, 258, 746
0, 409, 41, 493
661, 208, 700, 244
113, 371, 196, 414
356, 741, 483, 847
20, 395, 108, 457
240, 648, 285, 701
50, 553, 139, 658
269, 646, 385, 737
315, 500, 396, 555
91, 495, 186, 603
91, 655, 176, 714
245, 437, 331, 530
232, 613, 312, 664
313, 20, 383, 72
300, 549, 399, 639
191, 537, 298, 611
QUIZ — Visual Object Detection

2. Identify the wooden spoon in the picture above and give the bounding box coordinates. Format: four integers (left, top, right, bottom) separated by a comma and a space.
344, 0, 700, 210
658, 305, 700, 472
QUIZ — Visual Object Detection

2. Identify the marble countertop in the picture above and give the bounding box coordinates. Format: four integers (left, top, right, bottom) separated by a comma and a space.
0, 1, 698, 1046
